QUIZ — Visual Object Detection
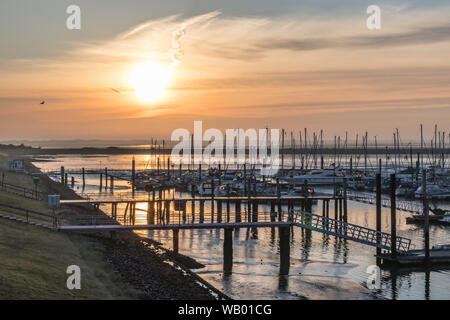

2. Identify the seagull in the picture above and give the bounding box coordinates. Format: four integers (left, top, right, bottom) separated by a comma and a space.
40, 101, 45, 104
111, 88, 121, 94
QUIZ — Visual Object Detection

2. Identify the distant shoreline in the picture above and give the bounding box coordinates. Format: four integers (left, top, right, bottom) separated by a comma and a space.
2, 144, 447, 156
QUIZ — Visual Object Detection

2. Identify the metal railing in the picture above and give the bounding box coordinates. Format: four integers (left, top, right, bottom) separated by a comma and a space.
0, 182, 44, 200
292, 210, 413, 253
346, 191, 423, 214
0, 203, 54, 227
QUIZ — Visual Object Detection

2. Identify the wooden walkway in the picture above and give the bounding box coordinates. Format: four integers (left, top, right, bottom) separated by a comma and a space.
60, 194, 341, 205
58, 221, 291, 231
57, 209, 413, 253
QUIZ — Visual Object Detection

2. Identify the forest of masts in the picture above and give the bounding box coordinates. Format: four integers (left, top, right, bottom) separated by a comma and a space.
144, 124, 449, 172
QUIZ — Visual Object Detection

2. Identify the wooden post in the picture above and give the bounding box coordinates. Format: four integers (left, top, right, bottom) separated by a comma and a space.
390, 173, 397, 262
110, 176, 114, 191
322, 200, 326, 216
131, 158, 136, 197
279, 226, 290, 275
326, 200, 329, 217
234, 200, 240, 222
217, 201, 222, 223
165, 200, 170, 224
60, 166, 65, 184
252, 200, 259, 222
422, 169, 430, 263
71, 176, 74, 187
334, 198, 338, 220
173, 229, 179, 254
82, 167, 85, 188
343, 178, 348, 223
376, 173, 382, 266
199, 200, 204, 223
105, 167, 108, 189
211, 179, 215, 223
223, 228, 233, 275
167, 157, 170, 178
99, 173, 103, 191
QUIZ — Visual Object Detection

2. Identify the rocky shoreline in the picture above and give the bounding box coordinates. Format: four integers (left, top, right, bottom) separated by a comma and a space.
25, 157, 229, 300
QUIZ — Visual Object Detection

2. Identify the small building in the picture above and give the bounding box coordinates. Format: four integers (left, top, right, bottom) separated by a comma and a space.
11, 159, 24, 172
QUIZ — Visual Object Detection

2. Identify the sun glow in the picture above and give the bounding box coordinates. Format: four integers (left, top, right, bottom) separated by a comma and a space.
128, 61, 171, 102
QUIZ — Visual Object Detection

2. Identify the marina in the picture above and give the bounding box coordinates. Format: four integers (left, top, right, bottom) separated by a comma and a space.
27, 144, 450, 300
2, 0, 450, 304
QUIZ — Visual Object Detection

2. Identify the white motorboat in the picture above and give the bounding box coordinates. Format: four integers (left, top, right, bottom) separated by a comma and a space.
414, 184, 450, 200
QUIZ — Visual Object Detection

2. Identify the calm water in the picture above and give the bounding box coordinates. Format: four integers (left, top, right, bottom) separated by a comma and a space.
32, 154, 450, 300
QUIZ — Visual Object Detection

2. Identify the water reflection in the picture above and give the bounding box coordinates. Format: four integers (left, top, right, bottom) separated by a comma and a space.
33, 155, 450, 300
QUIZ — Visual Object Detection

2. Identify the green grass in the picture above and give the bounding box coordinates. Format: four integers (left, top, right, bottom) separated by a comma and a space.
0, 151, 143, 299
0, 217, 142, 299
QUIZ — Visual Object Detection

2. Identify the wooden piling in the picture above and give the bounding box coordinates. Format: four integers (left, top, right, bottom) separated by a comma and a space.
132, 158, 136, 196
82, 167, 85, 188
217, 201, 222, 223
211, 179, 215, 223
334, 198, 338, 220
252, 200, 259, 222
223, 228, 233, 275
376, 173, 382, 266
279, 226, 290, 275
173, 229, 179, 254
422, 169, 430, 263
105, 167, 108, 189
61, 166, 65, 184
147, 201, 154, 224
199, 200, 204, 223
349, 157, 353, 175
390, 173, 397, 262
165, 200, 170, 224
343, 178, 348, 223
234, 200, 240, 222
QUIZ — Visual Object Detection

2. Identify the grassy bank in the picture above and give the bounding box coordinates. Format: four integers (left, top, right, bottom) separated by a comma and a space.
0, 148, 220, 300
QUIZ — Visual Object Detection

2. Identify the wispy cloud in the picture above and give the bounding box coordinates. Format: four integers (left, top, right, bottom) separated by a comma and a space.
256, 24, 450, 52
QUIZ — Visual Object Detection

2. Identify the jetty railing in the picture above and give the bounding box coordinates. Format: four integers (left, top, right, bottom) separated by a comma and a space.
292, 210, 413, 253
346, 191, 423, 214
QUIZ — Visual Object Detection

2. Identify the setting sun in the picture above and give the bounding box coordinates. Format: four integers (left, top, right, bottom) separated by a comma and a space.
128, 61, 171, 102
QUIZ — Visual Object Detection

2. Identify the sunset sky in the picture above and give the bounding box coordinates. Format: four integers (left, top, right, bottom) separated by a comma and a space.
1, 0, 449, 141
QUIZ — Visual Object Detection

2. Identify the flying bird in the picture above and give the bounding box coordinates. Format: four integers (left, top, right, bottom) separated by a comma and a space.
111, 88, 121, 94
40, 101, 45, 104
